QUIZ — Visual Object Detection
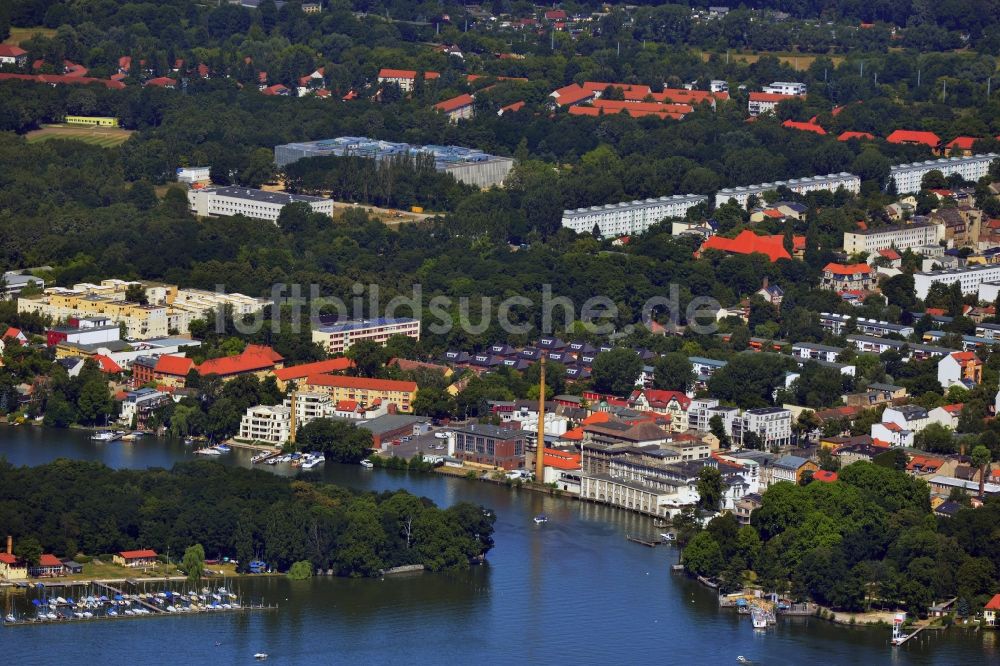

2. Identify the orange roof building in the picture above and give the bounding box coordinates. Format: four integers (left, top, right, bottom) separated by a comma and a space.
838, 131, 875, 142
302, 374, 417, 413
886, 130, 940, 148
272, 358, 353, 389
197, 344, 284, 379
782, 120, 826, 135
696, 230, 799, 262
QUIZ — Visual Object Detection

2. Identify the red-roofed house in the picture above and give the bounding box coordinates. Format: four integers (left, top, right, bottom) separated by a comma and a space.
153, 355, 195, 388
0, 44, 29, 67
0, 552, 27, 580
837, 131, 874, 142
544, 9, 567, 21
302, 374, 416, 413
542, 447, 581, 490
113, 549, 158, 567
433, 93, 476, 122
821, 263, 876, 293
377, 68, 440, 92
748, 92, 802, 116
696, 230, 798, 263
144, 76, 176, 88
272, 357, 354, 390
498, 100, 525, 115
549, 83, 596, 107
945, 136, 978, 156
886, 130, 940, 149
938, 351, 982, 389
30, 554, 65, 577
94, 354, 122, 374
198, 345, 284, 380
262, 83, 291, 96
782, 120, 825, 135
628, 389, 691, 431
985, 594, 1000, 627
928, 403, 964, 429
3, 327, 27, 345
812, 470, 838, 483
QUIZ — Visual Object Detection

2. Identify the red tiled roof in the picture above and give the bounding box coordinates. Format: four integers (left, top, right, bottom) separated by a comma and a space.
986, 594, 1000, 610
762, 209, 784, 218
886, 130, 940, 147
0, 45, 28, 58
336, 400, 358, 411
119, 549, 157, 559
94, 354, 122, 374
561, 426, 585, 441
433, 93, 475, 112
543, 448, 581, 470
582, 412, 611, 425
838, 131, 874, 142
883, 422, 902, 432
304, 374, 416, 392
154, 355, 194, 377
942, 403, 963, 414
631, 389, 691, 410
569, 105, 687, 120
946, 136, 977, 150
544, 10, 567, 20
273, 358, 353, 381
38, 554, 63, 567
144, 77, 177, 87
3, 327, 23, 341
198, 345, 282, 377
591, 99, 693, 115
0, 553, 20, 565
878, 248, 901, 260
0, 73, 125, 89
950, 351, 980, 363
378, 68, 439, 80
824, 262, 871, 275
812, 470, 838, 483
782, 119, 826, 135
551, 83, 595, 106
500, 100, 525, 113
698, 230, 795, 262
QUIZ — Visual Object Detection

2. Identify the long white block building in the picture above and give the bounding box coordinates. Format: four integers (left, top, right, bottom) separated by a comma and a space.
842, 222, 943, 255
188, 187, 334, 222
561, 194, 708, 237
889, 154, 997, 194
715, 172, 860, 208
914, 264, 1000, 300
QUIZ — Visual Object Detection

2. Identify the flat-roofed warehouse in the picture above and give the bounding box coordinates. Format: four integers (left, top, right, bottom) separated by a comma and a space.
274, 136, 514, 189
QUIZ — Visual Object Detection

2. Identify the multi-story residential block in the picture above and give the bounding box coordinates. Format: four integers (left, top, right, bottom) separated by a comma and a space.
433, 93, 476, 122
842, 222, 944, 255
763, 81, 808, 95
734, 408, 792, 450
748, 91, 802, 116
237, 404, 291, 445
914, 264, 1000, 300
301, 375, 417, 413
46, 317, 120, 348
187, 187, 334, 222
846, 335, 950, 360
560, 194, 708, 237
791, 342, 844, 363
821, 263, 876, 292
889, 154, 997, 194
715, 172, 859, 208
819, 312, 914, 337
311, 317, 420, 355
627, 389, 691, 431
686, 398, 739, 434
119, 388, 171, 429
451, 424, 526, 470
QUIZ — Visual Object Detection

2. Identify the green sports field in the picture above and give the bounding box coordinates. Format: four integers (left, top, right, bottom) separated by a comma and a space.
26, 124, 134, 148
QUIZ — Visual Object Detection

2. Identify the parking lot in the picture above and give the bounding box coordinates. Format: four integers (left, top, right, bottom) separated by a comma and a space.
381, 428, 450, 460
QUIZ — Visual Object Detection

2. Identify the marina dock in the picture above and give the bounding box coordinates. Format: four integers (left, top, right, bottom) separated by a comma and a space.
625, 534, 660, 547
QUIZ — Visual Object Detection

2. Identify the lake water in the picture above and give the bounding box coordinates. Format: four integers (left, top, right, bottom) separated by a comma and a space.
1, 426, 995, 665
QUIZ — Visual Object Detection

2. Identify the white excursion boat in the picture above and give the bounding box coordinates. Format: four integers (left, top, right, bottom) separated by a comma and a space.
195, 447, 222, 456
90, 431, 116, 441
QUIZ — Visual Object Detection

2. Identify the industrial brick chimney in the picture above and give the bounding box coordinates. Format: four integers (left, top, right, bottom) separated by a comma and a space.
6, 535, 12, 555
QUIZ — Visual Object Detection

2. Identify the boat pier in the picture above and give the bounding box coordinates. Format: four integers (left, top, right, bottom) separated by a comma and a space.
94, 581, 162, 614
625, 534, 660, 547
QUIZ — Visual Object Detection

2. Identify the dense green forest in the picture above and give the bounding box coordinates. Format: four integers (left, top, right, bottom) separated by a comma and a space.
0, 458, 496, 576
681, 461, 1000, 617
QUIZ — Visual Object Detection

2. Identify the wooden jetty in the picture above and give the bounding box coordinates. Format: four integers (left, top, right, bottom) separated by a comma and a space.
625, 534, 660, 547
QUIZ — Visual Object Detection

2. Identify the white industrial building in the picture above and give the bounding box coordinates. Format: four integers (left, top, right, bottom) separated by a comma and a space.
714, 172, 860, 208
913, 264, 1000, 300
561, 194, 708, 236
188, 187, 334, 222
312, 317, 421, 355
889, 153, 997, 194
842, 222, 944, 255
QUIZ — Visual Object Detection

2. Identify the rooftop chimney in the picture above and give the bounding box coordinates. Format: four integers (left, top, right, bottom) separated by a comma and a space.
6, 535, 11, 555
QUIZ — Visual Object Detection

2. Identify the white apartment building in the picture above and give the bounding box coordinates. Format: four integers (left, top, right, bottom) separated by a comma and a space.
842, 222, 944, 255
283, 392, 333, 426
312, 317, 421, 355
238, 404, 291, 445
913, 264, 1000, 300
715, 172, 860, 208
889, 154, 997, 194
747, 92, 801, 116
763, 81, 807, 95
686, 398, 738, 434
187, 187, 334, 223
734, 408, 792, 450
791, 342, 844, 363
561, 194, 708, 237
176, 167, 211, 183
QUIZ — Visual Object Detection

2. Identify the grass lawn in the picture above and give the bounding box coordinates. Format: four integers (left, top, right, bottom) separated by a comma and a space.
26, 124, 134, 148
4, 26, 57, 46
697, 50, 845, 71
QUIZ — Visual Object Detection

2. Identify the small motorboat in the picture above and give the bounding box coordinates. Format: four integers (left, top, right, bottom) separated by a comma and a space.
360, 459, 374, 469
660, 532, 676, 542
254, 653, 268, 660
737, 657, 751, 664
533, 514, 548, 524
